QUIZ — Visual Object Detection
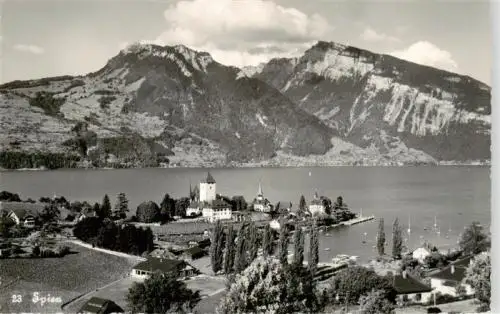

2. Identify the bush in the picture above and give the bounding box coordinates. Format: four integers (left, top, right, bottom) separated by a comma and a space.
55, 245, 70, 256
427, 307, 442, 313
29, 91, 65, 116
32, 245, 40, 257
98, 96, 116, 109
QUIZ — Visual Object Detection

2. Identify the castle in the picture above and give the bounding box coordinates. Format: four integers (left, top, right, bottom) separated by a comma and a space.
186, 172, 232, 222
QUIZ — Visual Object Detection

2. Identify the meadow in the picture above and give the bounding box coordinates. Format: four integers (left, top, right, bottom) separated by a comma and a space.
0, 242, 136, 313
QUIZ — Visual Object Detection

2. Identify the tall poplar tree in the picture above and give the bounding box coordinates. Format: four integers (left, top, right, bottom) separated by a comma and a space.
278, 219, 289, 266
392, 218, 403, 259
377, 218, 386, 256
262, 224, 274, 257
308, 224, 319, 273
298, 195, 307, 216
210, 221, 225, 273
293, 226, 305, 266
101, 194, 112, 219
223, 225, 236, 274
247, 222, 260, 262
234, 224, 248, 273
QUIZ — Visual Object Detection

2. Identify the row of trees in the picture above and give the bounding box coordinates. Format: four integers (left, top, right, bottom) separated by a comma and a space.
73, 217, 154, 255
210, 219, 321, 276
376, 218, 490, 260
0, 151, 80, 170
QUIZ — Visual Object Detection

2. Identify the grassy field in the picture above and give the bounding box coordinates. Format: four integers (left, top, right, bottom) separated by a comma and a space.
0, 243, 136, 313
395, 299, 481, 314
64, 273, 226, 313
184, 274, 226, 297
192, 290, 226, 314
64, 277, 141, 313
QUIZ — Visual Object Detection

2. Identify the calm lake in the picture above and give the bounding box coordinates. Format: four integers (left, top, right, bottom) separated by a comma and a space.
1, 166, 490, 263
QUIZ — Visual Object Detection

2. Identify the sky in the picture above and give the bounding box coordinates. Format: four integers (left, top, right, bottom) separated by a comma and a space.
0, 0, 493, 85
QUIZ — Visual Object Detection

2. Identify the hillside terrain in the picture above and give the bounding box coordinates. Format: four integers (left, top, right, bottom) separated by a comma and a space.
0, 41, 491, 169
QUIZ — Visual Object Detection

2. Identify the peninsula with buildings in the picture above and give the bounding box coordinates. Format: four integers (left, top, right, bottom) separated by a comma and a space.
0, 172, 491, 313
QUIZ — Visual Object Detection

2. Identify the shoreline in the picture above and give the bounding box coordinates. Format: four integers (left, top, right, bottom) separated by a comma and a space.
0, 163, 491, 173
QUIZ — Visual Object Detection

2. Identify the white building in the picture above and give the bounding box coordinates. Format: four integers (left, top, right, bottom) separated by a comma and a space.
308, 192, 325, 216
199, 172, 216, 203
202, 199, 232, 222
412, 247, 431, 264
253, 183, 271, 212
131, 257, 195, 279
269, 219, 281, 230
428, 256, 475, 297
186, 201, 202, 217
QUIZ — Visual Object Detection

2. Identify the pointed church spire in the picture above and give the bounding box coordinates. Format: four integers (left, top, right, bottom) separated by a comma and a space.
189, 181, 193, 200
258, 182, 263, 196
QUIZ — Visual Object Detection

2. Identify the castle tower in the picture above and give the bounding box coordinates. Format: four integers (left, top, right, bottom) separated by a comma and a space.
199, 172, 216, 203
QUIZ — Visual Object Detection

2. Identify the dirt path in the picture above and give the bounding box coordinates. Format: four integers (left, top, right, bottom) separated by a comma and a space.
64, 239, 146, 262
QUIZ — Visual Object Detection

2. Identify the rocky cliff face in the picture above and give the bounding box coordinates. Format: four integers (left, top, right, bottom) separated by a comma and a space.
0, 41, 490, 169
244, 41, 491, 163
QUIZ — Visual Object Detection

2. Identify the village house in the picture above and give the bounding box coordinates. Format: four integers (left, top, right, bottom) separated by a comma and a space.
427, 256, 475, 297
308, 192, 325, 216
131, 257, 196, 279
393, 270, 433, 304
0, 201, 44, 228
252, 183, 271, 212
78, 297, 124, 314
202, 199, 232, 222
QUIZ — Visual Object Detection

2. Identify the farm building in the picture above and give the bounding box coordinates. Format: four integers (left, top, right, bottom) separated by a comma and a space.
131, 257, 196, 279
427, 255, 475, 297
78, 297, 124, 314
392, 270, 433, 304
0, 201, 44, 228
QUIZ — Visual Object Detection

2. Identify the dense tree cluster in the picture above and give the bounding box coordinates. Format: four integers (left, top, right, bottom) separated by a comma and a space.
29, 91, 65, 116
329, 266, 396, 305
463, 252, 491, 311
0, 191, 22, 202
73, 217, 154, 255
458, 222, 490, 255
217, 257, 323, 314
0, 151, 80, 170
127, 271, 200, 313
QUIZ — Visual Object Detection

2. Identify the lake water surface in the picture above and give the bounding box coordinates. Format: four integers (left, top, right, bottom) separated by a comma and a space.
1, 166, 490, 262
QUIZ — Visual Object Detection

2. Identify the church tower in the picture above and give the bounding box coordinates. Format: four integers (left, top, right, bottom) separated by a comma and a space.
256, 182, 264, 202
199, 172, 216, 203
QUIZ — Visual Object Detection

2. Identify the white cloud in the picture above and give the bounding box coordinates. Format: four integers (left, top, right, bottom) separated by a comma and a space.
361, 27, 399, 43
150, 0, 333, 67
13, 44, 45, 54
390, 41, 458, 72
